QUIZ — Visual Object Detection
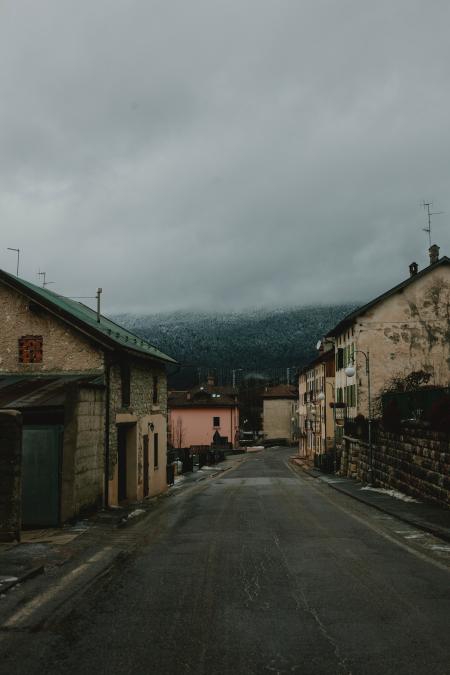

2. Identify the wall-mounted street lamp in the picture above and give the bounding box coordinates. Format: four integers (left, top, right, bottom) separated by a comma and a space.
344, 350, 373, 485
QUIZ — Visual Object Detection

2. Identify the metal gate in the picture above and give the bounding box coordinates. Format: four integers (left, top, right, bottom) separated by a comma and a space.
22, 425, 63, 527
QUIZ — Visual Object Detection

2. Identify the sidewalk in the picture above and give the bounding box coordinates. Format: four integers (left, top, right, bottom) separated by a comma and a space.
291, 457, 450, 543
0, 454, 246, 597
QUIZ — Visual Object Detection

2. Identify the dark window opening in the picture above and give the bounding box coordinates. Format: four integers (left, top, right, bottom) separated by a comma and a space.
213, 416, 220, 427
143, 435, 149, 496
152, 375, 159, 405
153, 433, 159, 468
121, 362, 131, 407
19, 335, 43, 363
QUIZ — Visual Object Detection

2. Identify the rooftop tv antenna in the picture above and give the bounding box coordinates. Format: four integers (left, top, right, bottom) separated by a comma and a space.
37, 270, 55, 288
7, 247, 20, 276
422, 201, 443, 248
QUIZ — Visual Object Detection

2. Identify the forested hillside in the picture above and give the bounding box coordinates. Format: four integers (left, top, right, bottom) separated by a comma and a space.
114, 305, 356, 386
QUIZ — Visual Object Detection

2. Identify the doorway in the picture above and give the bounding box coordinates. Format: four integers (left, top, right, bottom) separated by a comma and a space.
22, 425, 63, 527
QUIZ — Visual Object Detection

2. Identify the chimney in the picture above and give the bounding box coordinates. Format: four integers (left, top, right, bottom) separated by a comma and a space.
409, 262, 418, 277
429, 244, 440, 265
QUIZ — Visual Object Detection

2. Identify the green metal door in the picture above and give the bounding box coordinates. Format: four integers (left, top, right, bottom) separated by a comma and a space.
22, 426, 62, 527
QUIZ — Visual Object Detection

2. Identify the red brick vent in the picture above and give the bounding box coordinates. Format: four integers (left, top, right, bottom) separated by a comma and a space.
18, 335, 43, 363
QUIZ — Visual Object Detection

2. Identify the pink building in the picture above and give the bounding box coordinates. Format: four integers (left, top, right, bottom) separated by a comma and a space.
169, 383, 239, 449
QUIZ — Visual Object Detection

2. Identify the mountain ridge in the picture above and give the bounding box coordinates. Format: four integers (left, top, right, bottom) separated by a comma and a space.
113, 305, 357, 383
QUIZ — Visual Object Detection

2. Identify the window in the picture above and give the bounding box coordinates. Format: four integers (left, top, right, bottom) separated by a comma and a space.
213, 416, 220, 427
336, 348, 344, 370
153, 433, 159, 468
143, 435, 149, 496
120, 361, 130, 407
19, 336, 43, 363
152, 375, 159, 405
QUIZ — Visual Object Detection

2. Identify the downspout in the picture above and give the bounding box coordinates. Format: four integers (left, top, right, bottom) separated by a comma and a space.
104, 354, 111, 509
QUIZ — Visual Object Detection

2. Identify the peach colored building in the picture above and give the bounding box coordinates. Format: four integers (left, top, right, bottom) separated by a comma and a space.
169, 384, 239, 449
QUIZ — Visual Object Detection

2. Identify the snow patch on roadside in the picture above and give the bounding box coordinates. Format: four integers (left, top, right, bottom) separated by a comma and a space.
361, 486, 419, 503
127, 508, 146, 520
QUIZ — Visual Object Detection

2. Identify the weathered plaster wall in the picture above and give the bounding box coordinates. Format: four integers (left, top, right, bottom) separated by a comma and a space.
0, 283, 104, 373
108, 359, 168, 504
336, 266, 450, 420
263, 399, 297, 442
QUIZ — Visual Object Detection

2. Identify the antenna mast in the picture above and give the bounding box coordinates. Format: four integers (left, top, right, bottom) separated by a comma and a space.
7, 248, 20, 277
422, 201, 443, 247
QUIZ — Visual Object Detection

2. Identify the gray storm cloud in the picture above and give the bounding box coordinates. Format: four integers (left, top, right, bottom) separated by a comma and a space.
1, 0, 449, 313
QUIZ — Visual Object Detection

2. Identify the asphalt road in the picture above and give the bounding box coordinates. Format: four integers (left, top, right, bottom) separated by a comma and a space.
1, 448, 450, 675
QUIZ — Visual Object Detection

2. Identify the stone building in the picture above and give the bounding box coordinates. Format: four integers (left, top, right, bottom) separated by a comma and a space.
0, 269, 176, 528
262, 385, 298, 445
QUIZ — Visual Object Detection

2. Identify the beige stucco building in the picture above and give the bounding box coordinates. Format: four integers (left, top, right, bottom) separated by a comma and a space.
298, 348, 336, 462
328, 249, 450, 425
262, 385, 298, 444
0, 269, 176, 527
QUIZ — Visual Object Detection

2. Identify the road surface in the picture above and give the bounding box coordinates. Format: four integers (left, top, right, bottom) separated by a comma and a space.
1, 448, 449, 674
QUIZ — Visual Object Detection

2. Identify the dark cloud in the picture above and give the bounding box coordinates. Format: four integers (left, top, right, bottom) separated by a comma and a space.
1, 0, 449, 313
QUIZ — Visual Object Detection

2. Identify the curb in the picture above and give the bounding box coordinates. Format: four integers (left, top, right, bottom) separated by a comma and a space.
326, 481, 450, 544
289, 457, 450, 544
0, 565, 44, 594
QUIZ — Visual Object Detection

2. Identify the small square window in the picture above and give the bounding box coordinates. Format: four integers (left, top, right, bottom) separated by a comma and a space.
19, 336, 43, 363
213, 416, 220, 427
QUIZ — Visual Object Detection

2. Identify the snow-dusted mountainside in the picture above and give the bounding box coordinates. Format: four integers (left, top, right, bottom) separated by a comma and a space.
113, 305, 355, 376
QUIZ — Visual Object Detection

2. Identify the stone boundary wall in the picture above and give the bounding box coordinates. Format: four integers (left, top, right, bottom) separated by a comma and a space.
0, 410, 22, 541
343, 428, 450, 508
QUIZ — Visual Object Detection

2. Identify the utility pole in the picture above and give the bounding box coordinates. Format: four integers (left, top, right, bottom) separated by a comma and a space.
7, 248, 20, 277
422, 201, 443, 247
232, 368, 243, 389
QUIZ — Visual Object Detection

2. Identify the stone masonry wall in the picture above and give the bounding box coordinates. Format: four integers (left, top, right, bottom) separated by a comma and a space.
0, 283, 104, 373
61, 385, 105, 522
73, 386, 105, 515
0, 410, 22, 541
344, 428, 450, 508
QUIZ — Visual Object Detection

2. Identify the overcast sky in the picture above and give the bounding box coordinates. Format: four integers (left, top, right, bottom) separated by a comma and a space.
1, 0, 450, 314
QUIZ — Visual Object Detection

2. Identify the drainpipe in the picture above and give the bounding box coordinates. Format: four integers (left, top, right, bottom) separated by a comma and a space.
104, 355, 111, 508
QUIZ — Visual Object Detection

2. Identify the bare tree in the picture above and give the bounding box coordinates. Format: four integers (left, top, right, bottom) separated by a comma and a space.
172, 416, 186, 449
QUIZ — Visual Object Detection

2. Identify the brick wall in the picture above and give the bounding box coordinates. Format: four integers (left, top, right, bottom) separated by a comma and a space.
0, 410, 22, 541
343, 428, 450, 508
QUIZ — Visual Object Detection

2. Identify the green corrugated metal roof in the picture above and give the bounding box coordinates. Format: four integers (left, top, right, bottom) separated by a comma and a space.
0, 270, 177, 364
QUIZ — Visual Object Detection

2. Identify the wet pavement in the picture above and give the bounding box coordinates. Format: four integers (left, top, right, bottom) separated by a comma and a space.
0, 448, 449, 674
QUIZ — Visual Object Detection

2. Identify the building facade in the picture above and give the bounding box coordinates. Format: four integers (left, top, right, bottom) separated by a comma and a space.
262, 385, 298, 444
169, 383, 239, 450
328, 250, 450, 425
0, 269, 176, 527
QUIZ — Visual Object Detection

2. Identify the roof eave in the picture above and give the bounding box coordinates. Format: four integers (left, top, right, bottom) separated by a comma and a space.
0, 272, 177, 365
325, 257, 450, 338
